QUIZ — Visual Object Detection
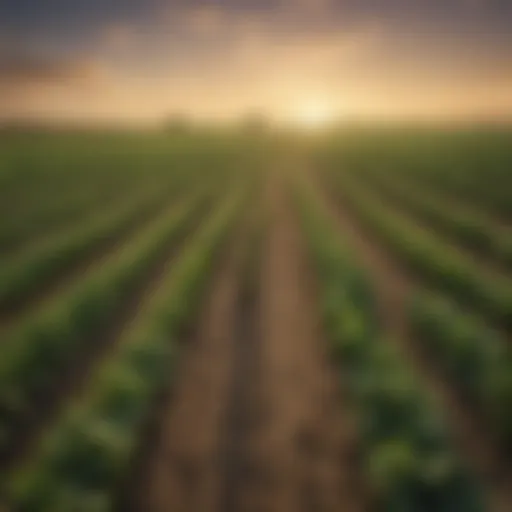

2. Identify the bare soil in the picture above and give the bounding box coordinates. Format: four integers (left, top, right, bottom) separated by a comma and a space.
133, 174, 364, 512
134, 218, 246, 512
236, 176, 364, 512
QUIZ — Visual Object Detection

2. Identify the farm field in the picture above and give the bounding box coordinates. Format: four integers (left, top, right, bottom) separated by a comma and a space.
0, 127, 511, 512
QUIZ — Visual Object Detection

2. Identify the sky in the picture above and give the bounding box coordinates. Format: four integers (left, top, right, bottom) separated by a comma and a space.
0, 0, 511, 124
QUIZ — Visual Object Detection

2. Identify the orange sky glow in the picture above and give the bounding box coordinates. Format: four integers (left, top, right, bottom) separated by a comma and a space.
1, 1, 511, 125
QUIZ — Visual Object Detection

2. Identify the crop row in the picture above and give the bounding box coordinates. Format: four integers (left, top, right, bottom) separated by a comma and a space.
0, 165, 157, 251
0, 177, 189, 313
315, 128, 512, 221
4, 187, 245, 511
0, 188, 214, 460
324, 171, 512, 332
0, 130, 249, 251
0, 174, 156, 255
294, 180, 486, 511
395, 157, 512, 223
352, 169, 512, 272
410, 294, 512, 453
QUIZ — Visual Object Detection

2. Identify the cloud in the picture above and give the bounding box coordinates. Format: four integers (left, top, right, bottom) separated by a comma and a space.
280, 0, 337, 17
0, 51, 108, 91
0, 50, 113, 120
101, 23, 140, 51
1, 1, 511, 123
183, 5, 229, 36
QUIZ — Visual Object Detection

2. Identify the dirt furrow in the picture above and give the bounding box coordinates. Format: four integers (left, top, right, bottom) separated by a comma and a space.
316, 174, 512, 512
134, 230, 246, 512
235, 176, 363, 512
216, 221, 261, 512
128, 174, 364, 512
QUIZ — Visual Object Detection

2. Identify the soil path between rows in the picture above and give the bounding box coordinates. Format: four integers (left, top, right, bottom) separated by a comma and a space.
133, 172, 364, 512
135, 222, 246, 512
314, 173, 512, 512
237, 173, 364, 512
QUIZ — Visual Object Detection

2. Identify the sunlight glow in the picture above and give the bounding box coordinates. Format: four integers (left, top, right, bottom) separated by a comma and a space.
293, 100, 336, 129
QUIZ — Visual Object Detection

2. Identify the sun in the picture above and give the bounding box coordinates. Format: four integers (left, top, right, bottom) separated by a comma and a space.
293, 100, 335, 129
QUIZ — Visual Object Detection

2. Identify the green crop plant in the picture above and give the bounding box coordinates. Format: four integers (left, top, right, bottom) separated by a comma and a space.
351, 168, 512, 272
0, 177, 187, 310
294, 178, 486, 512
0, 188, 215, 457
324, 171, 512, 332
410, 294, 512, 452
4, 186, 246, 511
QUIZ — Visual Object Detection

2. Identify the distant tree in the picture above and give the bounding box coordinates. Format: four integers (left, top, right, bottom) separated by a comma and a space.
164, 114, 191, 134
238, 111, 270, 134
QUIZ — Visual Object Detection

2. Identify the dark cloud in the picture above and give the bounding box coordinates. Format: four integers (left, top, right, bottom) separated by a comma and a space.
0, 50, 106, 91
0, 0, 165, 32
1, 0, 509, 38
